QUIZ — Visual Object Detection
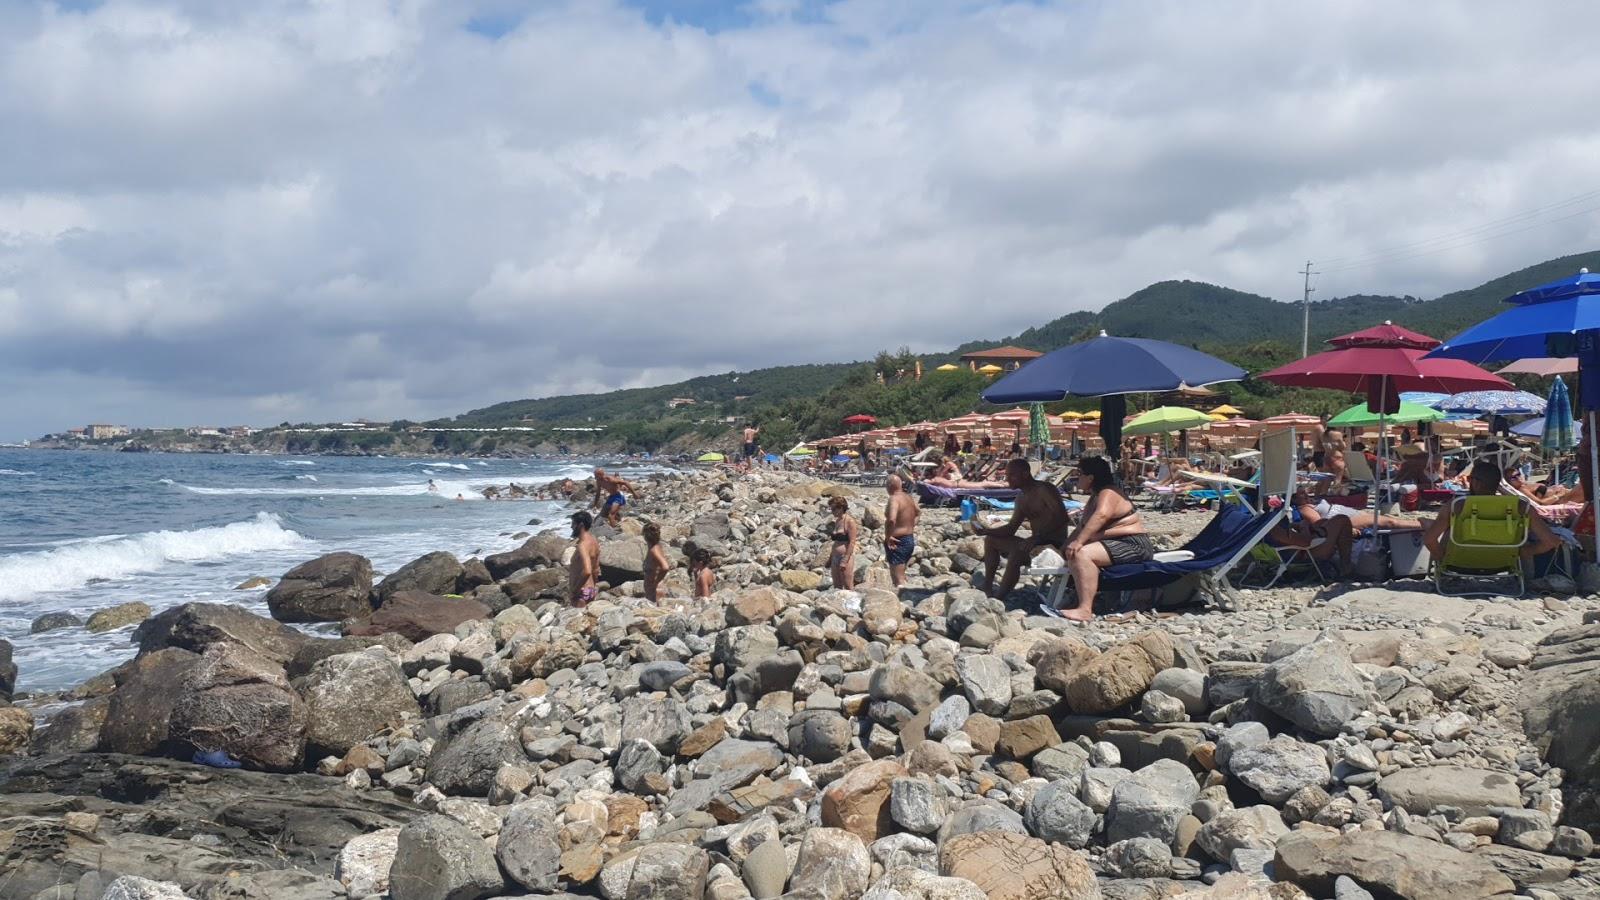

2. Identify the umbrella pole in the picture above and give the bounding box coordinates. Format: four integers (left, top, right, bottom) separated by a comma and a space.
1590, 407, 1599, 564
1377, 409, 1387, 536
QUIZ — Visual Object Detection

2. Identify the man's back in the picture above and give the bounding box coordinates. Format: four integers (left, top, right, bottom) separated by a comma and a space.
1018, 480, 1068, 535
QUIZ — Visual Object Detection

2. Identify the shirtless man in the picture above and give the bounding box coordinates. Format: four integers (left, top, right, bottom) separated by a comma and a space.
569, 511, 601, 607
977, 459, 1071, 600
883, 475, 920, 587
643, 521, 669, 602
743, 423, 761, 464
592, 468, 637, 526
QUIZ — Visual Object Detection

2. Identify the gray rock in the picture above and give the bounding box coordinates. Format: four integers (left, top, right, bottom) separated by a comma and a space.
85, 601, 152, 633
891, 777, 948, 835
1496, 809, 1553, 852
1215, 721, 1269, 771
1080, 766, 1131, 813
956, 655, 1012, 716
742, 837, 789, 899
1024, 780, 1096, 848
167, 641, 308, 772
101, 877, 191, 900
31, 612, 83, 634
870, 833, 939, 874
612, 843, 709, 900
638, 660, 694, 692
425, 718, 525, 797
1139, 689, 1187, 723
1274, 829, 1516, 899
1228, 735, 1331, 804
336, 828, 400, 897
1104, 837, 1172, 879
871, 664, 944, 713
620, 694, 691, 753
376, 551, 464, 605
713, 625, 780, 675
789, 828, 870, 900
616, 738, 666, 793
860, 867, 986, 900
1255, 633, 1372, 737
1149, 667, 1207, 715
1518, 623, 1600, 832
299, 650, 420, 758
1104, 758, 1200, 847
135, 602, 310, 666
1550, 824, 1595, 859
1376, 766, 1523, 817
1334, 875, 1377, 900
1032, 742, 1090, 782
1196, 805, 1289, 861
789, 709, 852, 763
936, 801, 1028, 848
389, 814, 504, 900
928, 695, 971, 741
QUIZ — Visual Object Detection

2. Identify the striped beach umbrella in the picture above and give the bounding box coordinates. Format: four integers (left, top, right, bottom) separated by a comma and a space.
1543, 376, 1575, 454
1028, 402, 1050, 447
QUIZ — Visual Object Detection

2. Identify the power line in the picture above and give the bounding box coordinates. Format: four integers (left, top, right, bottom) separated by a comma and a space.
1319, 186, 1600, 267
1321, 201, 1600, 273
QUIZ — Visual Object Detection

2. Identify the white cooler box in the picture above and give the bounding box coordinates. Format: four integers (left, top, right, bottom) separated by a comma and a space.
1385, 530, 1432, 578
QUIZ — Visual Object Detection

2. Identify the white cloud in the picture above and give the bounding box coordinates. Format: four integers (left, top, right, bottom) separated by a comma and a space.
1, 0, 1597, 438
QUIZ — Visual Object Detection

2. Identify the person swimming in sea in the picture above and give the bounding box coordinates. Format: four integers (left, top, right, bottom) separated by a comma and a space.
427, 479, 438, 493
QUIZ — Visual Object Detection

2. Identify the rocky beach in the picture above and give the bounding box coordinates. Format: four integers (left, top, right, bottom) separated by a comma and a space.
2, 467, 1598, 900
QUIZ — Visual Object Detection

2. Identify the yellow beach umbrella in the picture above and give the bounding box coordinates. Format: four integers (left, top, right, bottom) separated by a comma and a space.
1082, 410, 1102, 419
1061, 411, 1084, 420
1209, 404, 1243, 416
977, 364, 1004, 376
935, 363, 961, 372
1207, 412, 1229, 422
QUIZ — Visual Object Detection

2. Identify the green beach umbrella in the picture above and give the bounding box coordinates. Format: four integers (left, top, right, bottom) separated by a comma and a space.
696, 452, 725, 462
1122, 406, 1212, 437
1028, 402, 1050, 446
786, 444, 816, 457
1326, 400, 1443, 429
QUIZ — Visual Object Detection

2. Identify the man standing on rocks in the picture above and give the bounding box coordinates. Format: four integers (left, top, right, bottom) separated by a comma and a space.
569, 511, 600, 607
742, 422, 761, 464
976, 459, 1072, 600
884, 475, 919, 587
592, 468, 637, 527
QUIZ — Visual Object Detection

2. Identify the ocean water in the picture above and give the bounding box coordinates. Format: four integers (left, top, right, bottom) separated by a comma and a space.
0, 448, 599, 693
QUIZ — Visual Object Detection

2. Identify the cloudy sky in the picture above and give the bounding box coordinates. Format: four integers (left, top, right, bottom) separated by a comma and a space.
3, 0, 1599, 439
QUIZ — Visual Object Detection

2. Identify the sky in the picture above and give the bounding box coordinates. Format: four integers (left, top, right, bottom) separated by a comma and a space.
3, 0, 1600, 440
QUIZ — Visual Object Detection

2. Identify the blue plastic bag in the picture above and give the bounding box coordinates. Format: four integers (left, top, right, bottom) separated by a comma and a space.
958, 497, 977, 522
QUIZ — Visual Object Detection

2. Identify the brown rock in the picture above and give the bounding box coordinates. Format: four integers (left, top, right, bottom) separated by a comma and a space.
1131, 629, 1177, 671
820, 758, 906, 842
727, 587, 787, 626
963, 713, 1001, 754
344, 590, 491, 642
1065, 642, 1156, 714
997, 715, 1062, 760
939, 830, 1099, 900
907, 740, 960, 778
1193, 741, 1218, 770
1030, 638, 1100, 694
0, 706, 33, 754
98, 647, 201, 755
1276, 830, 1515, 899
561, 843, 604, 883
607, 794, 650, 840
338, 745, 385, 776
679, 718, 728, 758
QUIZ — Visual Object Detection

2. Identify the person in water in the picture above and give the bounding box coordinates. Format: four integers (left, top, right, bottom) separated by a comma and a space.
1052, 455, 1152, 622
569, 511, 600, 607
827, 495, 859, 590
690, 547, 715, 598
592, 468, 638, 526
883, 475, 920, 587
977, 459, 1072, 600
643, 521, 669, 602
427, 479, 438, 493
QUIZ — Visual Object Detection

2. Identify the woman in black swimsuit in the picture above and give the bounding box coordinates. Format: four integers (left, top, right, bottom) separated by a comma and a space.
827, 496, 859, 590
1056, 456, 1153, 622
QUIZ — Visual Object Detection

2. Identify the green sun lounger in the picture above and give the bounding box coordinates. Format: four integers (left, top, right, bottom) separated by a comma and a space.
1432, 495, 1529, 597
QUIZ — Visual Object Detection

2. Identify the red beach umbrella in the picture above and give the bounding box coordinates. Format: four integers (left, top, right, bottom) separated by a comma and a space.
842, 414, 877, 425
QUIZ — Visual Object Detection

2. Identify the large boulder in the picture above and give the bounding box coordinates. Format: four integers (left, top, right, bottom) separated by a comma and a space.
1104, 758, 1200, 847
821, 759, 906, 843
938, 830, 1099, 900
376, 551, 464, 605
134, 602, 310, 666
0, 638, 14, 700
31, 696, 110, 753
1254, 633, 1372, 737
389, 814, 504, 900
167, 641, 308, 771
99, 647, 201, 755
1228, 735, 1331, 804
345, 591, 491, 642
1065, 642, 1155, 714
1273, 829, 1515, 899
298, 650, 421, 758
1375, 766, 1523, 817
598, 537, 649, 584
483, 532, 568, 580
425, 717, 526, 797
266, 551, 374, 623
1518, 623, 1600, 830
606, 842, 710, 900
496, 800, 562, 891
85, 601, 152, 633
789, 828, 870, 900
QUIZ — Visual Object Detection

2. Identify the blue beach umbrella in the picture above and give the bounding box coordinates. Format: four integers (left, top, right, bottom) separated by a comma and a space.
1436, 390, 1547, 416
983, 331, 1245, 459
1542, 376, 1576, 454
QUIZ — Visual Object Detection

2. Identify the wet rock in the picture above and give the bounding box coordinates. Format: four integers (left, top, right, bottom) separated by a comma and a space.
86, 601, 153, 633
31, 612, 83, 634
267, 552, 374, 623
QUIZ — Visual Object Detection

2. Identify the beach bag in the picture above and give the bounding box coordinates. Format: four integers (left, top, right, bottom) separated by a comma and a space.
1351, 535, 1386, 581
1386, 530, 1432, 578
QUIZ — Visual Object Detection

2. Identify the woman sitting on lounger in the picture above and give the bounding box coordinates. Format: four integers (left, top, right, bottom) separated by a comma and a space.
926, 454, 1008, 490
1054, 456, 1153, 622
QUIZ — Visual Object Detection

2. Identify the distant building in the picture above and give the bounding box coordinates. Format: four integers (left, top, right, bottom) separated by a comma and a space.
667, 397, 697, 408
223, 426, 255, 437
86, 424, 129, 440
958, 345, 1043, 372
66, 427, 87, 438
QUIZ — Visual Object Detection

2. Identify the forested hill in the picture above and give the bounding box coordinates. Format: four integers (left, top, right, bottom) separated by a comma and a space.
453, 250, 1600, 434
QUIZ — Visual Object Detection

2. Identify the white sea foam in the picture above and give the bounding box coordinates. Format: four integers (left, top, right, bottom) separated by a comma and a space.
295, 474, 319, 482
279, 460, 317, 466
0, 512, 310, 602
177, 479, 486, 499
419, 462, 471, 471
0, 469, 36, 476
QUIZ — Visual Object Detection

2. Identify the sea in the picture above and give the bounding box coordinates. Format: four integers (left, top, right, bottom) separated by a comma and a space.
0, 448, 602, 694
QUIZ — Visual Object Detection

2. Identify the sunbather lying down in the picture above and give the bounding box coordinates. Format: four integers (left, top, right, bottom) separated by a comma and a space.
928, 476, 1010, 490
1291, 491, 1423, 536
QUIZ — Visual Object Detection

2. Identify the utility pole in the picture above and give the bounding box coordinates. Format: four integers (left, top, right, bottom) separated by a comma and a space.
1299, 260, 1319, 357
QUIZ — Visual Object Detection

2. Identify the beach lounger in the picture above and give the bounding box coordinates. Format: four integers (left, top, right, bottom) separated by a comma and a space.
1432, 495, 1529, 597
1240, 532, 1333, 588
913, 482, 1022, 506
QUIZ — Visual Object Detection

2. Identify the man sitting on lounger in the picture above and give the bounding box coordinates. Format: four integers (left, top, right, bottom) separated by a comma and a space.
1424, 459, 1561, 564
977, 459, 1072, 599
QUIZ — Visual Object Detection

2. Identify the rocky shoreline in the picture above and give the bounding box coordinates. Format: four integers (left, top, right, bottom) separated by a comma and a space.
2, 467, 1598, 899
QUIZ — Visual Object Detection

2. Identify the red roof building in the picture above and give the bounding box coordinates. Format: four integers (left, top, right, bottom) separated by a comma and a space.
957, 345, 1043, 372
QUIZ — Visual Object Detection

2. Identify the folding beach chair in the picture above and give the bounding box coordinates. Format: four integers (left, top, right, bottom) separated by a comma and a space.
1240, 531, 1334, 588
1431, 495, 1530, 597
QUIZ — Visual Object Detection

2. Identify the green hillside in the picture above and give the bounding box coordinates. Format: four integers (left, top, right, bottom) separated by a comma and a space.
449, 250, 1600, 439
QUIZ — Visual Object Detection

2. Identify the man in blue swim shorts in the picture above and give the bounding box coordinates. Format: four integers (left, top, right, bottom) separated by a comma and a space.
883, 475, 921, 587
592, 468, 637, 526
